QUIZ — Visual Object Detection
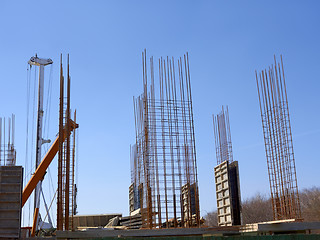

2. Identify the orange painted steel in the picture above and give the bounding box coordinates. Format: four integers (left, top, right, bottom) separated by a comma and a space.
21, 120, 78, 208
31, 207, 39, 237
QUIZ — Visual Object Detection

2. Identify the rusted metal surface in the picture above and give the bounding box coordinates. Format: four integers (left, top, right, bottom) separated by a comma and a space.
57, 54, 64, 230
256, 55, 301, 220
131, 50, 200, 229
71, 110, 77, 230
64, 54, 71, 230
213, 106, 233, 165
57, 54, 78, 230
0, 114, 16, 166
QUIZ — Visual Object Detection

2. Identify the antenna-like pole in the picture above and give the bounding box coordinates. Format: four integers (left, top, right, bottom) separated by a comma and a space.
28, 55, 53, 231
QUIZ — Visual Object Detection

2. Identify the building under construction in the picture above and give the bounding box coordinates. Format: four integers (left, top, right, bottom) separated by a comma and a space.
130, 50, 200, 229
0, 52, 319, 240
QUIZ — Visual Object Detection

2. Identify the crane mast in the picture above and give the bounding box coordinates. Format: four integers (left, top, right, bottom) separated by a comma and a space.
28, 55, 53, 231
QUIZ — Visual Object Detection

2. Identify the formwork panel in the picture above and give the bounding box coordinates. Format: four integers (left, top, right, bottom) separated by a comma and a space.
0, 166, 23, 239
214, 161, 241, 226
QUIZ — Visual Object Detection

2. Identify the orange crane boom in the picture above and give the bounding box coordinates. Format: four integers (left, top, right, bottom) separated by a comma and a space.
22, 120, 78, 207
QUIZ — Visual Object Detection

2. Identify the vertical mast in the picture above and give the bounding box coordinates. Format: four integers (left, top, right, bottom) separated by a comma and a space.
28, 55, 53, 230
34, 64, 44, 213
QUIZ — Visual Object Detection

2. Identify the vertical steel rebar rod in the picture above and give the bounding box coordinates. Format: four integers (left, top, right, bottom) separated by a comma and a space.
57, 54, 64, 230
64, 54, 71, 230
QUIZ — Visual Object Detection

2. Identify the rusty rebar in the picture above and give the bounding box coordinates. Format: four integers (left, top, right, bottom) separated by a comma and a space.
256, 55, 301, 220
131, 50, 200, 228
213, 106, 234, 165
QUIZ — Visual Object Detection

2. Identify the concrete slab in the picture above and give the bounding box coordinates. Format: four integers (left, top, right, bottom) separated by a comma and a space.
56, 227, 240, 239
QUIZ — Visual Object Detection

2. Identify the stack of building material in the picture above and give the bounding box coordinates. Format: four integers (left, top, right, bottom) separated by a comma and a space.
73, 214, 122, 229
119, 213, 142, 229
240, 220, 320, 234
0, 166, 23, 239
105, 213, 142, 229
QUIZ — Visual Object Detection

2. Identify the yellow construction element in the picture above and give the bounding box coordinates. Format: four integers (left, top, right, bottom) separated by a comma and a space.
22, 120, 78, 207
31, 207, 39, 237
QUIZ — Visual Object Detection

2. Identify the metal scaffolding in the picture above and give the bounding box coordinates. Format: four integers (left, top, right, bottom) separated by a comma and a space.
256, 55, 301, 220
213, 106, 233, 165
0, 114, 16, 166
131, 50, 200, 229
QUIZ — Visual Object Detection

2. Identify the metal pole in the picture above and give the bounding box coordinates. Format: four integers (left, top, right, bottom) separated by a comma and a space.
28, 55, 53, 232
34, 63, 44, 226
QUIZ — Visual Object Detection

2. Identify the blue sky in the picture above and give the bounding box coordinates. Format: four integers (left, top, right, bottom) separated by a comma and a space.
0, 1, 319, 226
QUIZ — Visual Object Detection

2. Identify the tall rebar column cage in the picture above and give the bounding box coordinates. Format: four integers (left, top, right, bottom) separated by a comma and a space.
256, 55, 301, 220
213, 107, 241, 226
0, 114, 16, 166
131, 50, 200, 229
57, 54, 78, 231
213, 106, 233, 165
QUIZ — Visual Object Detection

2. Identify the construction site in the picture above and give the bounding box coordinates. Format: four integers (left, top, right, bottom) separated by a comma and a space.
1, 2, 320, 240
0, 51, 319, 239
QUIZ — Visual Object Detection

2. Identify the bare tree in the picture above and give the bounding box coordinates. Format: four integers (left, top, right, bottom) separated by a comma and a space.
204, 187, 320, 226
300, 187, 320, 222
241, 193, 273, 224
204, 211, 218, 226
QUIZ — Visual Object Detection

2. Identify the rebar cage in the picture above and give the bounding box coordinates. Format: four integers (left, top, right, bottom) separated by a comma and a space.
0, 115, 16, 166
131, 50, 200, 229
213, 106, 233, 165
256, 55, 301, 220
57, 55, 77, 231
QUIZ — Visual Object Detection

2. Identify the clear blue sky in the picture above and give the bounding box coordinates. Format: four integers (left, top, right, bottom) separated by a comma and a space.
0, 1, 319, 226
